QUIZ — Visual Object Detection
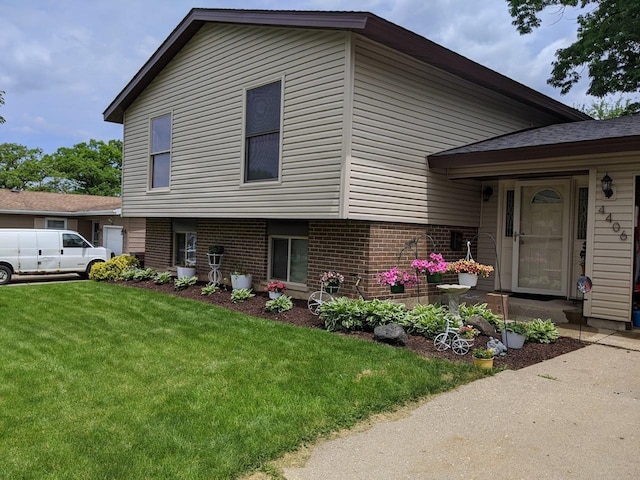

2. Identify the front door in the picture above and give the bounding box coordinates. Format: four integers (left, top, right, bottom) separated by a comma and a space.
512, 180, 570, 296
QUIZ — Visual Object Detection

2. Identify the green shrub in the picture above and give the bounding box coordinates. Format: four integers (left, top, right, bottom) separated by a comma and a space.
399, 304, 458, 339
265, 295, 293, 313
525, 318, 559, 343
174, 276, 197, 291
497, 320, 528, 335
230, 288, 254, 303
319, 297, 364, 331
89, 254, 139, 281
361, 299, 408, 330
459, 302, 500, 326
120, 267, 155, 282
201, 284, 219, 295
154, 271, 173, 284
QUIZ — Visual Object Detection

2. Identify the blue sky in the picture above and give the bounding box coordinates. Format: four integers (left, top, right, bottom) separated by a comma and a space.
0, 0, 611, 154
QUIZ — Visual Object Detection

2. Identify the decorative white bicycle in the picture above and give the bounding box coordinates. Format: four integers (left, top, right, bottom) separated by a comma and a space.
307, 284, 336, 315
433, 318, 473, 355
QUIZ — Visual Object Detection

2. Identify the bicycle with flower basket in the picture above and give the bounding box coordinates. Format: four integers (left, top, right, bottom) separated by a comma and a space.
433, 319, 478, 355
308, 271, 344, 315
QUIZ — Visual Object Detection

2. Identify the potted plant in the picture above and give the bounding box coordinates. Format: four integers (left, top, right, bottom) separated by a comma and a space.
376, 266, 418, 294
230, 264, 252, 290
447, 259, 494, 287
411, 253, 448, 283
207, 245, 224, 266
321, 271, 344, 293
176, 259, 197, 279
500, 321, 527, 349
472, 347, 495, 369
458, 325, 480, 340
265, 280, 286, 299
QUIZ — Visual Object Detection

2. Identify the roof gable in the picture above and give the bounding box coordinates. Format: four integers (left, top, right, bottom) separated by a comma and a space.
103, 8, 589, 124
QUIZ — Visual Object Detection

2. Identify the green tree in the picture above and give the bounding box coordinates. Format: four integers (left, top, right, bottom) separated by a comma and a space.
0, 143, 45, 190
576, 97, 636, 119
507, 0, 640, 104
42, 139, 122, 196
0, 90, 6, 125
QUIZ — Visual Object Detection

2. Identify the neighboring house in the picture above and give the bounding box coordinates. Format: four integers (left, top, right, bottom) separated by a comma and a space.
429, 115, 640, 330
103, 10, 592, 310
0, 189, 145, 257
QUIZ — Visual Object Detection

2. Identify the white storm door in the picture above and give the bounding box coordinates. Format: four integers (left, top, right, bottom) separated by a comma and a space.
512, 180, 570, 296
103, 226, 123, 256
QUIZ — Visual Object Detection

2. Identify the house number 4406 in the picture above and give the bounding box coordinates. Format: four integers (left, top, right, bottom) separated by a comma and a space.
598, 205, 627, 241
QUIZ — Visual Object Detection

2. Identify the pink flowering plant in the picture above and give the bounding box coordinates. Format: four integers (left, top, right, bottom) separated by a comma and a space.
411, 253, 448, 275
321, 271, 344, 287
265, 280, 286, 293
458, 325, 480, 339
447, 259, 494, 277
376, 266, 418, 287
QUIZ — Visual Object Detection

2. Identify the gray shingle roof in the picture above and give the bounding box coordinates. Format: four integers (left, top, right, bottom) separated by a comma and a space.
428, 114, 640, 168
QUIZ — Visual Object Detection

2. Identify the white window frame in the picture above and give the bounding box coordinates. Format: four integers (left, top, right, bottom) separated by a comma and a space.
149, 112, 172, 190
45, 217, 67, 229
241, 78, 284, 185
268, 235, 308, 286
174, 231, 197, 267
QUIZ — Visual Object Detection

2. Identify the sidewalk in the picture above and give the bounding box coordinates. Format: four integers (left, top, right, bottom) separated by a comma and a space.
284, 343, 640, 479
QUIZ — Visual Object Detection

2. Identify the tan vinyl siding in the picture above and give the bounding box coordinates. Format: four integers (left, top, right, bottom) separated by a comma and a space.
588, 163, 637, 323
0, 214, 35, 228
349, 36, 563, 226
122, 25, 347, 218
476, 181, 499, 291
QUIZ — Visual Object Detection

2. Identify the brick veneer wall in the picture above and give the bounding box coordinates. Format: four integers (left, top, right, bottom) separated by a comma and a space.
144, 218, 172, 269
144, 217, 478, 301
197, 219, 268, 281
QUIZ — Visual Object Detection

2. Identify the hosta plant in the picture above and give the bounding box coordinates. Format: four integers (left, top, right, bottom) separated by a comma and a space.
154, 271, 173, 284
361, 299, 408, 329
265, 295, 293, 313
201, 284, 219, 295
174, 275, 197, 291
525, 318, 559, 344
230, 288, 254, 303
399, 304, 458, 339
319, 297, 364, 331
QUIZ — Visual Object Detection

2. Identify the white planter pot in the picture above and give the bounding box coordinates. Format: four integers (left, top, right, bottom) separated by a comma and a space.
458, 272, 478, 287
176, 266, 196, 278
501, 329, 526, 349
231, 274, 252, 290
268, 291, 282, 300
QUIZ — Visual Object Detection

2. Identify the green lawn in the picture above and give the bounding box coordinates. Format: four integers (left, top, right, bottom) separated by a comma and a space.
0, 282, 484, 479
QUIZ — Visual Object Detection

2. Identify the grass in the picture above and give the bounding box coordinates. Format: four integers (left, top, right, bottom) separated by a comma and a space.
0, 282, 485, 479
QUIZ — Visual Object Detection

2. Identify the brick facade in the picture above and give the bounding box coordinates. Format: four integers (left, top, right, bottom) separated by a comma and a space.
144, 217, 478, 301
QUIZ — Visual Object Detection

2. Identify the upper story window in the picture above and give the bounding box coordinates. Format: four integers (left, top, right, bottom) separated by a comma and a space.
150, 113, 171, 189
244, 80, 281, 182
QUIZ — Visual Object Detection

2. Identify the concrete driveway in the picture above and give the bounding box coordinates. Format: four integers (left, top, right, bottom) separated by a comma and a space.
284, 344, 640, 479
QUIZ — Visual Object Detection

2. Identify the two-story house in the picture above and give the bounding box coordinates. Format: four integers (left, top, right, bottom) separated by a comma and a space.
106, 9, 640, 324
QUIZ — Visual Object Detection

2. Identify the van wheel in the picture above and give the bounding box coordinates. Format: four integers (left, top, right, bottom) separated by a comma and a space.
81, 260, 102, 279
0, 265, 12, 285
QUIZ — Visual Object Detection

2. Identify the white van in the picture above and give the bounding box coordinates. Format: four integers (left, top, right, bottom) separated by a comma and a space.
0, 229, 113, 285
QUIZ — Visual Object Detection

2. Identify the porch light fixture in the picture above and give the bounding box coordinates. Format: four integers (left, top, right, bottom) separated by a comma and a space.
601, 173, 613, 198
482, 186, 494, 202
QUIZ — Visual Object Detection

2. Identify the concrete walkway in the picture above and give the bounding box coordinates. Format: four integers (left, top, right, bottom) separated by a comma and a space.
284, 343, 640, 479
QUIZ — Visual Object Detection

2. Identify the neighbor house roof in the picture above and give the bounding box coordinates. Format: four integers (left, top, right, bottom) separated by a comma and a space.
103, 8, 589, 124
428, 114, 640, 168
0, 189, 122, 216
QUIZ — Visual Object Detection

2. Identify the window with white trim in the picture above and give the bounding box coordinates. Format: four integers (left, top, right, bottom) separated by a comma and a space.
45, 217, 67, 229
175, 232, 197, 267
270, 236, 308, 284
244, 80, 281, 182
150, 113, 171, 189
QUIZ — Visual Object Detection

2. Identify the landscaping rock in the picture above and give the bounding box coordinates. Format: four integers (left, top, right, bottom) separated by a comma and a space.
467, 315, 497, 336
374, 323, 409, 346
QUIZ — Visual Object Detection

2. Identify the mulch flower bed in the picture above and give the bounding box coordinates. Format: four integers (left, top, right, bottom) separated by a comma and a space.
124, 280, 587, 370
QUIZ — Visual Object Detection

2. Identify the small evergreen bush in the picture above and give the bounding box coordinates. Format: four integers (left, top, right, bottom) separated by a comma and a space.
89, 255, 139, 281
